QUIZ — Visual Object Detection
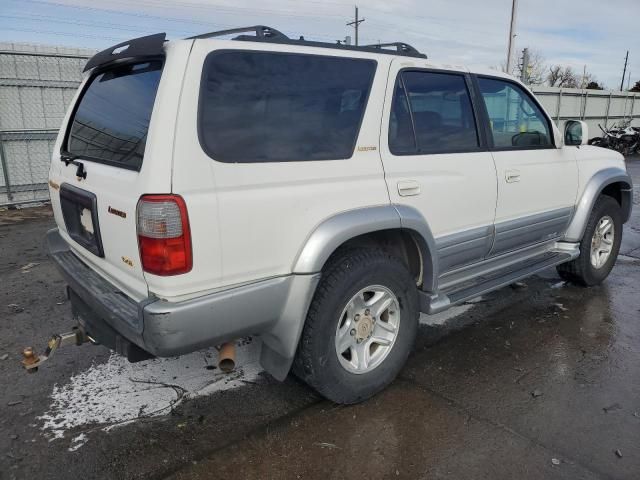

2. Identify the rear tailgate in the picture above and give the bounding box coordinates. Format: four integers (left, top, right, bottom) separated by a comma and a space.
48, 38, 193, 301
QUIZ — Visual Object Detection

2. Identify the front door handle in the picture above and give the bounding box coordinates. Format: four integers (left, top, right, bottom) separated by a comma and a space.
397, 180, 421, 196
505, 170, 521, 183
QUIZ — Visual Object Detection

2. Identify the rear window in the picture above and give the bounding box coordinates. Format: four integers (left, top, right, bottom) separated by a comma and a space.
66, 61, 162, 170
198, 51, 376, 163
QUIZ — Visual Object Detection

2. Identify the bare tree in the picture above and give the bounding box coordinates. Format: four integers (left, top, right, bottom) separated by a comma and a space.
547, 65, 579, 88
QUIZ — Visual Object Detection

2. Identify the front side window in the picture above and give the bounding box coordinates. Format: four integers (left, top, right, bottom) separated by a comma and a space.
66, 61, 162, 170
477, 77, 552, 148
389, 70, 479, 155
199, 51, 376, 163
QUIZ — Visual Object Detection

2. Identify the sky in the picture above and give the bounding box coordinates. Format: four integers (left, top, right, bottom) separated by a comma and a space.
1, 0, 639, 90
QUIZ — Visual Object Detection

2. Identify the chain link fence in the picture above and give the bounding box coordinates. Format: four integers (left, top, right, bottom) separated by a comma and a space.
0, 43, 94, 206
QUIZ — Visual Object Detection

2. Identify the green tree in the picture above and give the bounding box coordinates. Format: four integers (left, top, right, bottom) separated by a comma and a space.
630, 80, 640, 92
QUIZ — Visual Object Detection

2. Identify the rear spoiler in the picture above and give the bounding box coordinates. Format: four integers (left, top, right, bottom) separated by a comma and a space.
83, 33, 167, 72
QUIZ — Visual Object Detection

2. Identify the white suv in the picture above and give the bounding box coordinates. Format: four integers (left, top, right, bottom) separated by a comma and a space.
46, 27, 633, 403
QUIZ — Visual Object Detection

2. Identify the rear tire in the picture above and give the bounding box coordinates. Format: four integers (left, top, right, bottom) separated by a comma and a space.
557, 195, 622, 286
293, 249, 419, 404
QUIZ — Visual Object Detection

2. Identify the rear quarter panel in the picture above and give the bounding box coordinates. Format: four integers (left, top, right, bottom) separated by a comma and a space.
166, 40, 392, 301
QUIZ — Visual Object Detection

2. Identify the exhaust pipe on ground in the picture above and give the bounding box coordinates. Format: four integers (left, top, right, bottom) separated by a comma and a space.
217, 341, 236, 372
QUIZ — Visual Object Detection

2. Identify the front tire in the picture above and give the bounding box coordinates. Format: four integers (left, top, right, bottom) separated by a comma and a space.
557, 195, 622, 286
294, 249, 419, 404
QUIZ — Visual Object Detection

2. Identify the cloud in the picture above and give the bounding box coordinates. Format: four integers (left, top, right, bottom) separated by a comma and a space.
2, 0, 639, 88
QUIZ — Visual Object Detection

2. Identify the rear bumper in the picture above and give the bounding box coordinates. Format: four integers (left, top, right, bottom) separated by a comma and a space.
46, 228, 319, 374
47, 229, 149, 359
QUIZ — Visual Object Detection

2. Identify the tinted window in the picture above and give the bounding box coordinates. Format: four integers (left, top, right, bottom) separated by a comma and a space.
199, 51, 376, 163
66, 61, 162, 170
477, 77, 552, 148
389, 71, 478, 155
389, 80, 416, 154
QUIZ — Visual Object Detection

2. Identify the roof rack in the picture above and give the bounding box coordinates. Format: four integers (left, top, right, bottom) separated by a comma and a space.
187, 25, 288, 41
363, 42, 425, 57
189, 25, 427, 59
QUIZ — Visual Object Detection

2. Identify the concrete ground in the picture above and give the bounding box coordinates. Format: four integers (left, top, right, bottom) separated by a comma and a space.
1, 159, 639, 480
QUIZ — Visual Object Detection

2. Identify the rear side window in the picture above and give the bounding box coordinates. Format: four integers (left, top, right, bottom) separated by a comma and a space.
66, 61, 162, 170
389, 70, 479, 155
199, 51, 376, 163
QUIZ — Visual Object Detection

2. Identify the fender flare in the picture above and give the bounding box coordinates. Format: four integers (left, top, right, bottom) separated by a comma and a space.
291, 204, 439, 292
564, 168, 633, 242
260, 205, 439, 381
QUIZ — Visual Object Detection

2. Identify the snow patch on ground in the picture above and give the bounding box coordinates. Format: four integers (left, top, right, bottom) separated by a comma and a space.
420, 301, 477, 326
41, 298, 481, 450
39, 338, 262, 446
68, 433, 88, 452
420, 304, 474, 326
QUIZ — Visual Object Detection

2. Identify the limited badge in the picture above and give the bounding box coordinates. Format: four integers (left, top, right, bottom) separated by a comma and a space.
108, 206, 127, 219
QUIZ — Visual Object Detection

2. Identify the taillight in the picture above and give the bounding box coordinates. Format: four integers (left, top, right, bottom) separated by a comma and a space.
136, 195, 192, 276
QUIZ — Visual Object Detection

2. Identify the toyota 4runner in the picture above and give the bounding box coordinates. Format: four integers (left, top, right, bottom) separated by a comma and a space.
43, 26, 633, 403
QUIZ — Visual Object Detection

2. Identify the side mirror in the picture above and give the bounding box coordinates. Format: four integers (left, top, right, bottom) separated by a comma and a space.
564, 120, 588, 146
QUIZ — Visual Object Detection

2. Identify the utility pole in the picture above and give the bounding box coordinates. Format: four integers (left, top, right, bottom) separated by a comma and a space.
520, 47, 530, 84
346, 6, 365, 46
620, 50, 629, 91
506, 0, 518, 74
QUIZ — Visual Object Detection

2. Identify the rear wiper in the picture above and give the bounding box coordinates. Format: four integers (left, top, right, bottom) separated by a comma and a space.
60, 151, 87, 179
60, 151, 79, 166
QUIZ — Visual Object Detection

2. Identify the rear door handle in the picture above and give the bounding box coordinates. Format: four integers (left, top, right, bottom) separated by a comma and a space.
397, 180, 421, 196
505, 170, 521, 183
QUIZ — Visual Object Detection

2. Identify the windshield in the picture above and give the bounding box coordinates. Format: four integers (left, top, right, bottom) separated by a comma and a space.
66, 61, 162, 170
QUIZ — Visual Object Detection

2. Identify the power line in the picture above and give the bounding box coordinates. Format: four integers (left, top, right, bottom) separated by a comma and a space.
8, 0, 503, 50
0, 14, 195, 37
11, 0, 349, 43
18, 0, 346, 22
13, 0, 236, 29
4, 0, 505, 58
8, 0, 517, 42
1, 26, 124, 41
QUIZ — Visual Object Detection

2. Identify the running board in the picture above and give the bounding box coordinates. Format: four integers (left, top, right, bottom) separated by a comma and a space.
420, 250, 575, 314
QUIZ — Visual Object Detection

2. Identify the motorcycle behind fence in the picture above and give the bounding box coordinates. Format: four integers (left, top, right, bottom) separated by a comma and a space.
589, 120, 640, 155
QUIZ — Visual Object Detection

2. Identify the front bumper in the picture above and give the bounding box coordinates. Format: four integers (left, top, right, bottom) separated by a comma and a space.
46, 228, 318, 372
